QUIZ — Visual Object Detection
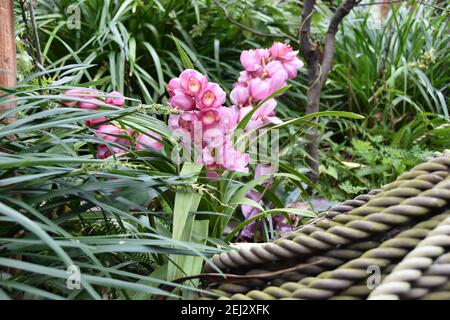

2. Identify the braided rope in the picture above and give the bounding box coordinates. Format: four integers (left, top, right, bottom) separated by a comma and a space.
214, 211, 450, 300
211, 153, 450, 272
205, 150, 450, 300
368, 215, 450, 300
206, 190, 381, 276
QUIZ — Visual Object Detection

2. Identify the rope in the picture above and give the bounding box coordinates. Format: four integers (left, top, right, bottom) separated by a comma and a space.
213, 211, 450, 300
203, 150, 450, 300
210, 152, 450, 271
368, 215, 450, 300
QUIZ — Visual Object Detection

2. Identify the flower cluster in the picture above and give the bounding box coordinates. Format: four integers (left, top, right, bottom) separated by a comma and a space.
61, 89, 163, 159
230, 42, 304, 132
230, 42, 303, 240
166, 43, 303, 176
62, 89, 125, 110
66, 42, 304, 242
167, 69, 249, 173
94, 124, 163, 159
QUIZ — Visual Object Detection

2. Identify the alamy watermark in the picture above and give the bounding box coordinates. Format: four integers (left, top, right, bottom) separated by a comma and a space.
66, 264, 81, 290
366, 265, 381, 289
66, 5, 81, 30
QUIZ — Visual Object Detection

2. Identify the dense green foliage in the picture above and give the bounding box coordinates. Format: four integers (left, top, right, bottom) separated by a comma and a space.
1, 0, 449, 299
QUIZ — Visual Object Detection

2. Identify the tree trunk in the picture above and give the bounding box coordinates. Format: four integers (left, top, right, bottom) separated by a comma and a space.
299, 0, 321, 182
305, 52, 321, 182
300, 0, 361, 182
0, 0, 16, 119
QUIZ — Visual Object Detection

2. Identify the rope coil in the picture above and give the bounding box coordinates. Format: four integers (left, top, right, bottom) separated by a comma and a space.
204, 150, 450, 300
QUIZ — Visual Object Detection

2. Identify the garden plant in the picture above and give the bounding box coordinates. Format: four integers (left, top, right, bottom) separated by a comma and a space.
0, 0, 448, 302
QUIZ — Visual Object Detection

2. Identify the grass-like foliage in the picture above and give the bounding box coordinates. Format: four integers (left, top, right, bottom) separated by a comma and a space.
0, 65, 225, 299
2, 0, 448, 300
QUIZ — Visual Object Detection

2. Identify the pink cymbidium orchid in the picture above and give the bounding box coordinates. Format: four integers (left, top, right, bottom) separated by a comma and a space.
169, 89, 195, 111
136, 130, 164, 151
104, 91, 125, 107
179, 69, 208, 96
196, 82, 226, 110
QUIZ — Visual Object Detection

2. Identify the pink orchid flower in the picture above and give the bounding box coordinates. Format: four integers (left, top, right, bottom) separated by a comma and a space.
179, 69, 207, 96
223, 105, 239, 131
78, 98, 103, 110
96, 144, 111, 159
86, 116, 108, 128
237, 70, 253, 83
248, 78, 271, 103
61, 89, 99, 107
169, 89, 195, 111
199, 108, 223, 128
240, 49, 262, 72
255, 48, 270, 63
230, 85, 249, 108
201, 146, 216, 166
282, 58, 304, 79
96, 144, 126, 159
136, 130, 164, 151
167, 78, 181, 97
168, 111, 199, 140
269, 42, 293, 60
239, 99, 282, 132
196, 82, 226, 109
105, 91, 125, 107
263, 61, 288, 92
221, 142, 250, 173
96, 124, 133, 146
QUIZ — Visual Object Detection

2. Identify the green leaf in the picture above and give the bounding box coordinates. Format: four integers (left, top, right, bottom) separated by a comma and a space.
171, 35, 194, 69
167, 163, 203, 282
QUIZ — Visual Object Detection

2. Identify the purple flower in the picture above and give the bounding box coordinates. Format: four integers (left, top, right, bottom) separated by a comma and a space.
255, 164, 275, 185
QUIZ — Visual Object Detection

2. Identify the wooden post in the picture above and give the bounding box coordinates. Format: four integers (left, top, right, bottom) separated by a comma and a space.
0, 0, 16, 117
380, 0, 391, 20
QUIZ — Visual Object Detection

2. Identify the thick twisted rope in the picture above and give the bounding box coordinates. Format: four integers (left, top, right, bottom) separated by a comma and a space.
203, 151, 450, 300
368, 215, 450, 300
214, 211, 450, 300
210, 153, 450, 272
